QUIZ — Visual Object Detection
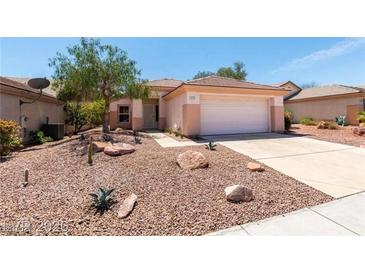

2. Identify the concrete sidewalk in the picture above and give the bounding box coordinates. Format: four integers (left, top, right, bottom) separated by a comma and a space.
206, 191, 365, 236
146, 132, 205, 148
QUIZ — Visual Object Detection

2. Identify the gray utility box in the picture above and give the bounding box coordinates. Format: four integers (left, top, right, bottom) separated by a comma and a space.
41, 123, 65, 140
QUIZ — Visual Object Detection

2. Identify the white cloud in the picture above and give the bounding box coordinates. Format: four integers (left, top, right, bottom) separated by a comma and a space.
271, 38, 365, 74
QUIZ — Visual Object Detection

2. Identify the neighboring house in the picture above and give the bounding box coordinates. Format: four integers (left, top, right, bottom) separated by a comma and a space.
284, 84, 365, 125
0, 76, 64, 142
110, 75, 288, 136
272, 81, 302, 100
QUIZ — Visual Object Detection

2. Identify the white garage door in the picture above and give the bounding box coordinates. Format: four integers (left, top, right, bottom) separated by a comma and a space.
200, 95, 269, 135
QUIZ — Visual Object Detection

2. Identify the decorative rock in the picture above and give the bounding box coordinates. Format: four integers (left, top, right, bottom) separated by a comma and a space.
176, 150, 209, 170
104, 146, 122, 156
353, 127, 365, 136
225, 185, 253, 202
115, 128, 123, 133
103, 143, 135, 156
112, 143, 136, 155
92, 141, 112, 152
247, 162, 264, 172
118, 193, 137, 218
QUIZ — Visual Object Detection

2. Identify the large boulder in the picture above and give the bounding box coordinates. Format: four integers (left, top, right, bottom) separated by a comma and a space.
176, 150, 209, 170
225, 185, 253, 202
247, 162, 264, 172
104, 146, 121, 156
112, 143, 136, 155
118, 193, 137, 219
92, 141, 112, 152
103, 143, 135, 156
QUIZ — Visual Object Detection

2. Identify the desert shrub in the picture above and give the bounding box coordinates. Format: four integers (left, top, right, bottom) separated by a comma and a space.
357, 111, 365, 123
0, 119, 22, 156
89, 187, 115, 215
300, 117, 317, 126
317, 121, 338, 130
328, 123, 338, 130
65, 100, 104, 134
174, 127, 183, 139
164, 127, 174, 134
284, 109, 293, 130
30, 130, 53, 144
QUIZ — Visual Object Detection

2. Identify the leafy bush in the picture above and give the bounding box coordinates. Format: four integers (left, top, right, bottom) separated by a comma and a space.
357, 111, 365, 123
65, 100, 105, 134
89, 187, 115, 215
205, 141, 217, 151
30, 130, 53, 144
300, 117, 317, 126
284, 109, 293, 131
0, 119, 22, 156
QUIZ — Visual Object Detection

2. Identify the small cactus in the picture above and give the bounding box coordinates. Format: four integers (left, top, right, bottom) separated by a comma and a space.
22, 169, 29, 187
88, 137, 93, 165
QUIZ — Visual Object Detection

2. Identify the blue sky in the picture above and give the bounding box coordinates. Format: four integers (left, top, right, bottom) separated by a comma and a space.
1, 37, 364, 86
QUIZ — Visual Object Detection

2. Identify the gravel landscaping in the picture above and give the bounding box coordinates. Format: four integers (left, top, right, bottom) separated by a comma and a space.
0, 131, 333, 236
288, 124, 365, 147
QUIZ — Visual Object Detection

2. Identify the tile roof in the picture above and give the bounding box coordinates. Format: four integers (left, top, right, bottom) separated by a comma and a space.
184, 75, 285, 90
147, 78, 183, 88
287, 84, 364, 101
0, 76, 57, 98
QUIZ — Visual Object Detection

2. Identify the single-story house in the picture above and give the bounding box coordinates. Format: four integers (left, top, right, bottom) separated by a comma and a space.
284, 84, 365, 125
110, 75, 288, 136
0, 76, 64, 142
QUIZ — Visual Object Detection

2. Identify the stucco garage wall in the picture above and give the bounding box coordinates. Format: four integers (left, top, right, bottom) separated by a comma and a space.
285, 95, 364, 124
0, 92, 64, 141
166, 93, 186, 130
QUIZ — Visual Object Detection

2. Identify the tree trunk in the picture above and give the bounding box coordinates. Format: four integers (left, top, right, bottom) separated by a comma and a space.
102, 97, 110, 133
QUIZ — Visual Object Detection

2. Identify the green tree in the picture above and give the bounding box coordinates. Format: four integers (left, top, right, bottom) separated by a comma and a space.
192, 71, 215, 79
217, 62, 247, 80
192, 61, 247, 81
49, 38, 150, 133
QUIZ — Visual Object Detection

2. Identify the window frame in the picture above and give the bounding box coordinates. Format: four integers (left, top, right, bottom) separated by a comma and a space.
118, 105, 130, 123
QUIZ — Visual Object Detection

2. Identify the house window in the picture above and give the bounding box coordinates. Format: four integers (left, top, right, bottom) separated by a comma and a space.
119, 106, 129, 123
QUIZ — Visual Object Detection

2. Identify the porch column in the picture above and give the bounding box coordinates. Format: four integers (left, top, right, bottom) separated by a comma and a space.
132, 99, 143, 130
270, 96, 284, 132
158, 95, 166, 130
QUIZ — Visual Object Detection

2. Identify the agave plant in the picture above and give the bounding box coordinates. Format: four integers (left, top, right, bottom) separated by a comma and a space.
205, 141, 217, 151
133, 135, 142, 144
89, 187, 115, 215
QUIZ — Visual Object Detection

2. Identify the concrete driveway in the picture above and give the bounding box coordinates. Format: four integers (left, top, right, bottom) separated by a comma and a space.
204, 133, 365, 198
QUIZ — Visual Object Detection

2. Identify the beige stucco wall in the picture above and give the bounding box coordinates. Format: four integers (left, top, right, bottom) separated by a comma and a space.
0, 92, 64, 141
109, 98, 133, 130
285, 95, 364, 124
166, 92, 186, 130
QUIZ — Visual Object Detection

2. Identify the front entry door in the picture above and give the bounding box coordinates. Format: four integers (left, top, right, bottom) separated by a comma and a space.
143, 104, 156, 129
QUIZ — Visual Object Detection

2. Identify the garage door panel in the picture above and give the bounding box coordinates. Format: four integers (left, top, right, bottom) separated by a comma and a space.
200, 95, 269, 135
